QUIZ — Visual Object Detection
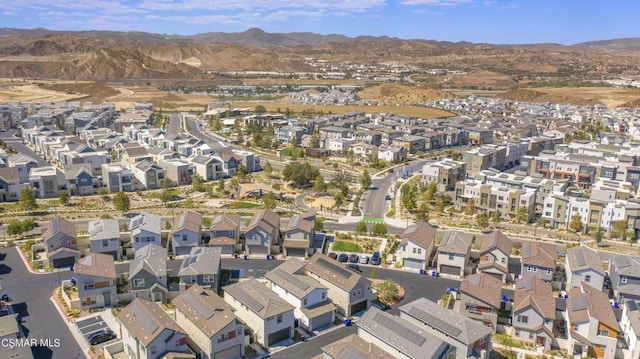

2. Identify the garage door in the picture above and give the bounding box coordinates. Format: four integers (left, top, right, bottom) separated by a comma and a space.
403, 258, 423, 270
286, 248, 306, 257
268, 327, 291, 346
309, 312, 333, 331
248, 245, 268, 255
215, 344, 241, 359
52, 256, 76, 269
350, 300, 368, 316
440, 265, 461, 276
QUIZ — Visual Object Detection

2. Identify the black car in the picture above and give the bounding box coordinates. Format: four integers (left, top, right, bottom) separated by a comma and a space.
337, 253, 349, 262
89, 330, 116, 346
348, 254, 359, 263
370, 251, 381, 265
384, 194, 392, 201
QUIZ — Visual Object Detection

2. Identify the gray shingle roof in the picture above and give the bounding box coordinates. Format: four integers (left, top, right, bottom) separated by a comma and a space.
178, 247, 221, 277
129, 211, 162, 234
224, 278, 294, 319
266, 258, 326, 299
172, 285, 236, 338
438, 231, 472, 255
118, 298, 185, 347
129, 244, 167, 278
566, 246, 604, 276
612, 255, 640, 278
88, 218, 120, 241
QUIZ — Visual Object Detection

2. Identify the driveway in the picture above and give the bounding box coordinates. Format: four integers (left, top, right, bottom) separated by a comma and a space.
0, 247, 83, 359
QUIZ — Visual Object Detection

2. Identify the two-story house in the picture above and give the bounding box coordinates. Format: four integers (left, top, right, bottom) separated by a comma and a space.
118, 298, 191, 359
172, 285, 244, 359
621, 299, 640, 359
609, 255, 640, 301
29, 166, 59, 198
43, 216, 79, 269
521, 242, 557, 283
436, 231, 472, 278
282, 211, 316, 258
244, 209, 281, 255
171, 210, 203, 256
512, 276, 556, 351
266, 259, 335, 331
208, 214, 240, 255
478, 231, 513, 283
74, 253, 117, 310
566, 246, 605, 291
101, 162, 134, 192
223, 278, 295, 347
0, 167, 21, 202
566, 283, 620, 359
178, 247, 221, 293
304, 253, 373, 317
457, 273, 502, 330
399, 297, 493, 359
397, 221, 436, 271
129, 244, 168, 303
8, 153, 39, 183
190, 155, 223, 181
88, 218, 121, 261
65, 164, 94, 196
130, 212, 162, 252
132, 160, 166, 190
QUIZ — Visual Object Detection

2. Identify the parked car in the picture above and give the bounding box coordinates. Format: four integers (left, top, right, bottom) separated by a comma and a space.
385, 194, 392, 201
338, 253, 349, 262
359, 255, 369, 264
328, 252, 337, 260
370, 251, 381, 265
348, 254, 359, 263
347, 264, 362, 272
88, 330, 117, 346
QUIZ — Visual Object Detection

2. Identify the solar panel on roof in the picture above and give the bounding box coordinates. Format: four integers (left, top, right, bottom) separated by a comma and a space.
338, 345, 370, 359
575, 249, 586, 267
178, 215, 186, 228
275, 269, 310, 291
407, 307, 462, 337
239, 289, 265, 313
131, 216, 144, 229
571, 296, 589, 311
50, 219, 59, 233
136, 304, 159, 333
317, 258, 352, 279
374, 313, 425, 347
183, 292, 215, 320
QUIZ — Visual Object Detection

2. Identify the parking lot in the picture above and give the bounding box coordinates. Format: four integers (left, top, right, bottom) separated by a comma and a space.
75, 312, 119, 347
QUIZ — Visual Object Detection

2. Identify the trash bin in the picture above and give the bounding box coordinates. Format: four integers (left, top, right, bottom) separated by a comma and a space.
419, 269, 424, 275
243, 255, 248, 260
343, 319, 351, 326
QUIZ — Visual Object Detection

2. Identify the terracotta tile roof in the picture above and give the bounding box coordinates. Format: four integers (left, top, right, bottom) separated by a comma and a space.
42, 217, 77, 243
75, 253, 116, 279
566, 246, 604, 276
460, 273, 502, 309
513, 277, 555, 320
479, 230, 512, 256
246, 209, 280, 235
172, 210, 202, 235
400, 221, 436, 249
522, 242, 556, 268
172, 285, 236, 338
568, 283, 620, 332
118, 298, 185, 347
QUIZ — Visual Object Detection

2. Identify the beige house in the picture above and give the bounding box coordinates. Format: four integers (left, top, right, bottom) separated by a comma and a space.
478, 231, 512, 283
436, 231, 471, 278
397, 221, 436, 271
43, 217, 79, 269
457, 273, 502, 330
75, 253, 117, 310
208, 214, 241, 255
512, 276, 556, 351
244, 209, 281, 255
282, 211, 316, 257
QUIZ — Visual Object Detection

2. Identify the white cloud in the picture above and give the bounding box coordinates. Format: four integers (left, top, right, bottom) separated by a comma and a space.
400, 0, 471, 5
138, 0, 385, 11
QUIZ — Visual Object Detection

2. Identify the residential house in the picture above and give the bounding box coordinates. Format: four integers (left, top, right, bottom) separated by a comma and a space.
422, 159, 467, 192
566, 246, 605, 291
190, 155, 223, 181
377, 144, 407, 163
102, 163, 134, 192
172, 285, 245, 359
208, 214, 240, 255
129, 244, 168, 303
319, 334, 395, 359
436, 231, 472, 278
212, 149, 239, 177
88, 218, 122, 261
478, 231, 513, 283
231, 149, 260, 173
130, 212, 162, 252
349, 142, 378, 160
275, 125, 306, 146
29, 166, 59, 198
356, 307, 454, 359
621, 299, 640, 359
397, 221, 436, 271
391, 135, 426, 154
457, 273, 502, 329
64, 164, 94, 196
0, 167, 21, 202
566, 283, 620, 359
171, 210, 203, 256
178, 247, 221, 293
609, 255, 640, 301
161, 159, 195, 186
244, 209, 281, 255
74, 253, 117, 309
118, 299, 191, 359
43, 217, 79, 268
8, 153, 39, 183
132, 160, 166, 190
265, 259, 335, 332
304, 253, 373, 317
521, 242, 557, 283
120, 146, 151, 167
282, 211, 316, 257
399, 297, 493, 359
511, 276, 556, 351
223, 278, 295, 347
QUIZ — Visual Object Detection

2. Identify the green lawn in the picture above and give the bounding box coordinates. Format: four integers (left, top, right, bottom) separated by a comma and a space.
221, 201, 263, 209
332, 241, 363, 253
280, 147, 304, 158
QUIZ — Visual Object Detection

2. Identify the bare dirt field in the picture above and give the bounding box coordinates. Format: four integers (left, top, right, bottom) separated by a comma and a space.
0, 80, 88, 103
500, 87, 640, 108
234, 101, 454, 118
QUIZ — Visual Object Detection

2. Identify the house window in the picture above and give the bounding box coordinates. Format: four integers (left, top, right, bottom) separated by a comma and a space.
599, 344, 606, 351
133, 278, 145, 287
514, 329, 520, 336
303, 298, 308, 306
546, 269, 552, 275
190, 276, 197, 283
182, 234, 187, 241
622, 276, 628, 283
448, 253, 454, 261
412, 248, 417, 254
584, 275, 591, 283
203, 274, 214, 283
150, 346, 156, 355
573, 324, 579, 331
533, 266, 538, 273
321, 292, 326, 299
517, 315, 528, 324
501, 257, 506, 264
230, 231, 235, 237
417, 248, 422, 255
102, 240, 109, 247
597, 328, 609, 336
276, 314, 283, 324
528, 332, 534, 340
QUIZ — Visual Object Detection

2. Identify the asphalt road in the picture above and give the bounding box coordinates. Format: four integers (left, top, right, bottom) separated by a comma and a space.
166, 113, 182, 137
0, 247, 83, 359
1, 130, 49, 166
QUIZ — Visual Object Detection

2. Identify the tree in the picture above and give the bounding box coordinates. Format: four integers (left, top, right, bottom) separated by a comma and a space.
312, 174, 326, 196
254, 105, 266, 116
236, 165, 250, 183
6, 219, 35, 237
216, 178, 225, 192
333, 192, 344, 210
354, 222, 367, 236
376, 279, 399, 305
516, 207, 528, 224
160, 187, 174, 207
612, 220, 628, 240
476, 212, 490, 229
262, 162, 273, 177
191, 173, 205, 192
569, 214, 583, 234
262, 192, 277, 209
463, 198, 476, 216
58, 191, 70, 206
594, 227, 603, 246
283, 162, 320, 188
309, 134, 320, 149
360, 169, 372, 190
424, 182, 438, 202
114, 191, 131, 214
372, 223, 387, 237
315, 218, 324, 232
19, 188, 37, 212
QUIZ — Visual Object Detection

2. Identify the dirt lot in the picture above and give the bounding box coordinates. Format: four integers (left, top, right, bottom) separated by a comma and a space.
234, 101, 454, 118
500, 86, 640, 108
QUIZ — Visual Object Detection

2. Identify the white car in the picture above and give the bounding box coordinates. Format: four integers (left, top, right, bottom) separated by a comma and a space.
359, 255, 369, 264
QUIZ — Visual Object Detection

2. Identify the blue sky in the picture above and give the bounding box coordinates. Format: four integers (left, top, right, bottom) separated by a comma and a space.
0, 0, 637, 44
